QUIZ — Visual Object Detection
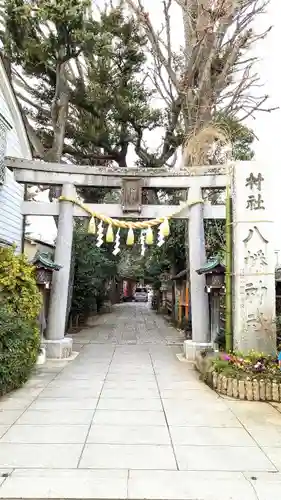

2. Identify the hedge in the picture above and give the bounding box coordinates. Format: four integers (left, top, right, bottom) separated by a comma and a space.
0, 306, 40, 396
0, 247, 42, 395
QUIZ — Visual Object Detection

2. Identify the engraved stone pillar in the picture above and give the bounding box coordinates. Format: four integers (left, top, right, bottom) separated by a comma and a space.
45, 183, 75, 358
232, 161, 276, 354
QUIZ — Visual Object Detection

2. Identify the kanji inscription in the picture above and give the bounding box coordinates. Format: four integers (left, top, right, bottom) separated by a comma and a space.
245, 172, 265, 211
246, 194, 265, 210
245, 280, 267, 307
245, 173, 264, 191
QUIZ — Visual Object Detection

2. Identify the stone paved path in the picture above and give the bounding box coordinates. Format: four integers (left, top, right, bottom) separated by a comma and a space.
0, 303, 281, 499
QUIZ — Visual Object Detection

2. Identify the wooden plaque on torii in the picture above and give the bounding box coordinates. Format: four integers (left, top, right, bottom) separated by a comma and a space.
121, 177, 143, 213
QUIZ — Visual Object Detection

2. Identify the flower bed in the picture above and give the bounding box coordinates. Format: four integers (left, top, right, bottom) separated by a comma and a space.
206, 351, 281, 402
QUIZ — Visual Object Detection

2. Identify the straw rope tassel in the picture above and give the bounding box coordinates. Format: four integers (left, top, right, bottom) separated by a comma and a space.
161, 217, 170, 237
88, 216, 96, 234
106, 224, 114, 243
146, 226, 154, 245
126, 227, 134, 246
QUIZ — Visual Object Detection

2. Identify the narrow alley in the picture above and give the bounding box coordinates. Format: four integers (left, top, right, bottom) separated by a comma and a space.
0, 303, 280, 499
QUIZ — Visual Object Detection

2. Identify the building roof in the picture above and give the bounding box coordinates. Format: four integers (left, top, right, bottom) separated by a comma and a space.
197, 257, 225, 275
32, 251, 61, 271
172, 257, 225, 280
25, 236, 55, 249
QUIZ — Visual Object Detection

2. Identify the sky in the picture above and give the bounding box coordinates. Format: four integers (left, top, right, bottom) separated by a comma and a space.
246, 0, 280, 160
27, 0, 281, 245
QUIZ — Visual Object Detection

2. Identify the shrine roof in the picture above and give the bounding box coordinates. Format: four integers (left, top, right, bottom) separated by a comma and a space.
196, 257, 225, 275
32, 251, 61, 271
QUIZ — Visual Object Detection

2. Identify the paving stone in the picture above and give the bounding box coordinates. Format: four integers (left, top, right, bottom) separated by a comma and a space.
103, 380, 158, 390
224, 401, 281, 427
80, 443, 177, 469
244, 472, 281, 500
160, 388, 220, 399
261, 447, 281, 471
100, 388, 159, 399
0, 469, 128, 498
165, 407, 241, 427
1, 424, 89, 444
157, 380, 209, 391
0, 426, 9, 439
92, 410, 166, 426
246, 426, 281, 447
0, 398, 33, 411
162, 398, 230, 413
47, 380, 104, 389
39, 387, 102, 398
106, 373, 156, 382
87, 424, 170, 444
16, 409, 94, 425
97, 398, 162, 411
55, 371, 108, 380
0, 443, 82, 468
1, 387, 44, 400
170, 426, 257, 446
0, 470, 13, 487
128, 470, 257, 500
108, 364, 154, 373
0, 410, 24, 425
175, 445, 277, 471
29, 398, 98, 410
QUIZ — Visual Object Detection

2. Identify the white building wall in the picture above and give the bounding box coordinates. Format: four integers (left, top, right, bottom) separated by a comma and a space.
0, 90, 24, 158
0, 57, 31, 252
0, 168, 23, 250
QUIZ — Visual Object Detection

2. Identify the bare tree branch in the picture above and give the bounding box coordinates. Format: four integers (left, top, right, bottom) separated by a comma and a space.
126, 0, 278, 166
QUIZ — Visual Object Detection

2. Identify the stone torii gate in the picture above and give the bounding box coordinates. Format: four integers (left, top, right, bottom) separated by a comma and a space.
4, 158, 277, 357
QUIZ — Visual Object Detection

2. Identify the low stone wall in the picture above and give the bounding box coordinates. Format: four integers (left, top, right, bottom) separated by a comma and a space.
211, 372, 281, 402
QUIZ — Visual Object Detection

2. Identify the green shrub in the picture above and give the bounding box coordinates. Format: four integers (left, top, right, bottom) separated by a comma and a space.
0, 305, 40, 396
0, 246, 42, 320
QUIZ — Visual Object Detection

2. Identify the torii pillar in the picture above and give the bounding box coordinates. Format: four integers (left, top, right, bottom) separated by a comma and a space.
45, 183, 75, 358
183, 183, 210, 359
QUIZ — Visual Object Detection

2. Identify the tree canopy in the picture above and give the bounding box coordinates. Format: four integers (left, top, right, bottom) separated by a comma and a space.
2, 0, 269, 171
2, 0, 162, 169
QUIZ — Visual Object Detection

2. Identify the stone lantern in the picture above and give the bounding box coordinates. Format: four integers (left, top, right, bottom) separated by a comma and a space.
32, 251, 61, 289
196, 257, 225, 345
160, 272, 171, 312
32, 251, 61, 339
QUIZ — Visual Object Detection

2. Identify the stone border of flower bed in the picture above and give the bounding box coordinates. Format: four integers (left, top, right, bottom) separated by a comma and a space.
194, 352, 281, 402
211, 372, 281, 402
